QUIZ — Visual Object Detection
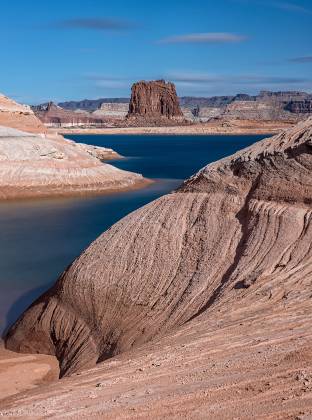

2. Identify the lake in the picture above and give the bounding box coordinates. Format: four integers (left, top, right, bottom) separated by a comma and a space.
0, 134, 267, 336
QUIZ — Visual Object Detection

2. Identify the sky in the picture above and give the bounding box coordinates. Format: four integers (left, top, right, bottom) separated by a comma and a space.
0, 0, 311, 104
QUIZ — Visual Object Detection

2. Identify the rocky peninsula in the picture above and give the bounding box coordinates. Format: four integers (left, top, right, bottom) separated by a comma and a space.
2, 117, 312, 418
0, 94, 147, 200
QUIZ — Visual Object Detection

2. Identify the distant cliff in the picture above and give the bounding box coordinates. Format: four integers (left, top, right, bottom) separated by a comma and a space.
32, 102, 106, 128
54, 90, 312, 125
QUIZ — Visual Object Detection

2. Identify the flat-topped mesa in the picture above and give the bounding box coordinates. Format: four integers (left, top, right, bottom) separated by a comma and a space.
127, 80, 185, 125
5, 117, 312, 378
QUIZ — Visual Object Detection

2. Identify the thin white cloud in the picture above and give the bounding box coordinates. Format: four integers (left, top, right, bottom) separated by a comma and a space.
271, 1, 312, 14
158, 32, 247, 44
234, 0, 312, 15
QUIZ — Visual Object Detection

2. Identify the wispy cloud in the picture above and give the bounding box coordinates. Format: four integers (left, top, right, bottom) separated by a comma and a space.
54, 18, 135, 31
168, 71, 307, 85
84, 74, 130, 89
158, 32, 247, 44
271, 1, 312, 14
289, 56, 312, 63
234, 0, 312, 15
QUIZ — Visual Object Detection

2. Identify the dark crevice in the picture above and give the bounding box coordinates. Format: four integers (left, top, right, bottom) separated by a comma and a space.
185, 173, 262, 324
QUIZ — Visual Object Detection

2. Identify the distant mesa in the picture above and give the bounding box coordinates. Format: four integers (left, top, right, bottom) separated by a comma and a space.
38, 88, 312, 130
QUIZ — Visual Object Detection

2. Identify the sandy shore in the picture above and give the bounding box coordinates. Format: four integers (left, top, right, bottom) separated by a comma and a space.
56, 119, 295, 136
0, 341, 59, 402
0, 177, 153, 201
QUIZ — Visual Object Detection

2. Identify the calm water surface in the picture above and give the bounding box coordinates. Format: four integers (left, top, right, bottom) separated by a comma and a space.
0, 134, 266, 335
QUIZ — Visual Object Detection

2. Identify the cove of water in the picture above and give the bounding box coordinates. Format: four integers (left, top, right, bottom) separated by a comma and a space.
0, 134, 267, 335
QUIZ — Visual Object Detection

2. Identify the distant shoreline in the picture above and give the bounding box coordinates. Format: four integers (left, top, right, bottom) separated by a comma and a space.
56, 120, 295, 136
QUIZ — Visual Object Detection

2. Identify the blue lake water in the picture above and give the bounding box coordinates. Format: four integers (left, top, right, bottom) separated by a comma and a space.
0, 134, 267, 335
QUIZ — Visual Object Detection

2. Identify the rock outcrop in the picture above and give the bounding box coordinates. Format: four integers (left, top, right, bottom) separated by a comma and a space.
5, 117, 312, 385
286, 99, 312, 114
0, 94, 47, 133
127, 80, 184, 125
93, 103, 129, 121
0, 125, 145, 199
0, 95, 147, 199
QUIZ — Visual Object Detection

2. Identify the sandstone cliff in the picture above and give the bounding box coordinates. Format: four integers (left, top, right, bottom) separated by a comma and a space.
93, 102, 129, 121
0, 94, 47, 133
127, 80, 184, 125
33, 102, 106, 128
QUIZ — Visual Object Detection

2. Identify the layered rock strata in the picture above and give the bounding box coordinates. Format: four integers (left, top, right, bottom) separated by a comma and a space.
0, 95, 146, 199
0, 94, 47, 133
33, 102, 106, 128
0, 125, 145, 199
5, 117, 312, 384
127, 80, 184, 125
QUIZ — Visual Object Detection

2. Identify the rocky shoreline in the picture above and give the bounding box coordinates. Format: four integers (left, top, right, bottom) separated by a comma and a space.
56, 118, 294, 136
0, 95, 149, 201
2, 118, 312, 418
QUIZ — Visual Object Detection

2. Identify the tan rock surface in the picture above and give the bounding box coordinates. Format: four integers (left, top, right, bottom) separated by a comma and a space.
0, 125, 146, 199
2, 118, 312, 418
0, 342, 58, 401
0, 94, 47, 134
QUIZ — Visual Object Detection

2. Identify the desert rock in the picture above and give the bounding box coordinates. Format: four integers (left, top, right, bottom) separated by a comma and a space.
0, 94, 47, 133
127, 80, 184, 125
5, 117, 312, 379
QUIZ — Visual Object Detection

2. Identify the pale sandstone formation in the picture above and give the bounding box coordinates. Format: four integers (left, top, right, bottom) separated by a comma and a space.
2, 118, 312, 418
93, 103, 129, 120
0, 94, 47, 133
0, 94, 147, 199
0, 125, 145, 199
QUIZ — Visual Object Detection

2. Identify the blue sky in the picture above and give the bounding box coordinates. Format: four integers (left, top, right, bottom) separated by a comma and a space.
1, 0, 311, 103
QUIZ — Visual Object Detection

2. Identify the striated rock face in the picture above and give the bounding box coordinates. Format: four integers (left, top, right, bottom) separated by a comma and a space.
59, 98, 129, 112
33, 102, 106, 128
93, 103, 129, 120
0, 94, 47, 133
5, 118, 312, 382
286, 100, 312, 114
127, 80, 184, 125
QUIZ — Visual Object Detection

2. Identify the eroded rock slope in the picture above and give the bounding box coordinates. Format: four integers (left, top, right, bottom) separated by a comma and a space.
5, 118, 312, 381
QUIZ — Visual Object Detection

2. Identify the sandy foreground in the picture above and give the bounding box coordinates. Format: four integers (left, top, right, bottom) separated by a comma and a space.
57, 119, 295, 136
0, 341, 59, 401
